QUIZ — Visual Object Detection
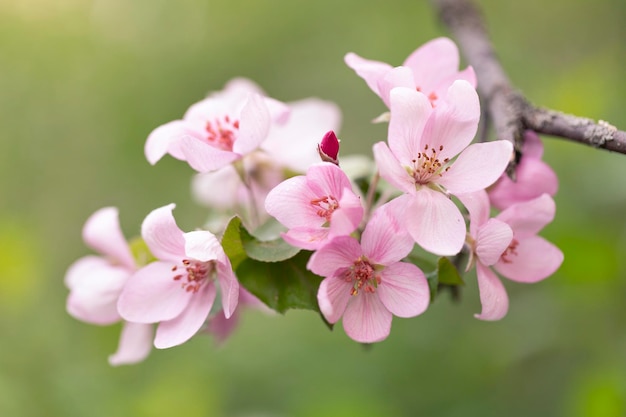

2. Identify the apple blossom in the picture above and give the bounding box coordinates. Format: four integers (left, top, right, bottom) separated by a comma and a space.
345, 37, 476, 108
264, 162, 363, 250
64, 207, 153, 365
374, 82, 512, 255
308, 206, 429, 343
117, 204, 239, 349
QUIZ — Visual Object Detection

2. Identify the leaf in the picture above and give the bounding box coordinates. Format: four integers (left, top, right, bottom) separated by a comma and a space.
437, 257, 464, 286
240, 226, 300, 263
235, 250, 323, 314
221, 216, 248, 270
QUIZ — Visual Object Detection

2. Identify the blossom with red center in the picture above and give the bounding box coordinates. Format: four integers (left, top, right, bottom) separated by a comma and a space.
308, 206, 429, 343
65, 207, 153, 365
345, 37, 476, 109
459, 190, 563, 320
117, 204, 239, 349
264, 162, 363, 251
488, 130, 559, 210
373, 82, 513, 256
145, 78, 289, 173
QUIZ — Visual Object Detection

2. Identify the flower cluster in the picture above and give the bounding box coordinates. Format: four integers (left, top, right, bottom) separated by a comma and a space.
65, 37, 563, 364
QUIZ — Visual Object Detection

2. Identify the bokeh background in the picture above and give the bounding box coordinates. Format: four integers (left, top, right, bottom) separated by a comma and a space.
2, 0, 626, 416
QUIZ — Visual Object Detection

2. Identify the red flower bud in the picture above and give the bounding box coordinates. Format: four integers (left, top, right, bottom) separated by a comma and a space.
318, 130, 340, 165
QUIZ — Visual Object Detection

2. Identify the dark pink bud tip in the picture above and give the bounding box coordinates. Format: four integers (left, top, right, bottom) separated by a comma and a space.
318, 130, 340, 165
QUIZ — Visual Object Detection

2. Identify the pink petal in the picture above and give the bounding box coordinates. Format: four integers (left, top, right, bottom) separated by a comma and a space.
108, 322, 153, 366
494, 236, 563, 283
261, 98, 342, 171
402, 189, 466, 256
179, 135, 240, 173
474, 262, 509, 321
377, 67, 415, 108
344, 52, 393, 96
280, 227, 329, 251
431, 66, 477, 100
154, 281, 217, 349
456, 190, 490, 237
82, 207, 135, 270
141, 204, 185, 262
183, 230, 222, 262
521, 130, 544, 159
265, 176, 323, 228
439, 140, 513, 194
216, 257, 239, 319
475, 219, 513, 266
65, 256, 127, 325
144, 120, 191, 164
377, 262, 429, 318
191, 165, 242, 209
117, 261, 192, 323
233, 93, 271, 155
306, 162, 353, 198
387, 87, 433, 165
206, 309, 239, 344
342, 292, 392, 343
420, 80, 480, 160
361, 205, 414, 265
496, 194, 556, 238
372, 142, 416, 194
327, 188, 363, 238
317, 276, 353, 324
307, 236, 362, 277
403, 37, 461, 89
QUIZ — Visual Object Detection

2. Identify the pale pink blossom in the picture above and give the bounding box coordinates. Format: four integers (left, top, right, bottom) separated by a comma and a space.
264, 162, 363, 250
145, 78, 289, 173
308, 206, 429, 343
488, 130, 558, 209
65, 207, 153, 365
373, 83, 513, 255
345, 37, 476, 108
117, 204, 239, 349
459, 190, 563, 320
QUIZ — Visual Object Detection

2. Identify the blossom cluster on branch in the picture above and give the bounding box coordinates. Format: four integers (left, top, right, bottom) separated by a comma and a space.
65, 38, 563, 365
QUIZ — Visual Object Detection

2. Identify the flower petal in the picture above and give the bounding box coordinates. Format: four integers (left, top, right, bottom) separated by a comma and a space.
387, 87, 433, 165
474, 262, 509, 321
82, 207, 135, 270
439, 140, 513, 194
206, 309, 239, 344
108, 322, 153, 366
184, 230, 222, 262
265, 176, 321, 228
361, 205, 414, 265
144, 120, 191, 164
496, 194, 556, 238
307, 236, 362, 277
456, 190, 491, 237
377, 262, 429, 318
344, 52, 393, 96
233, 93, 271, 155
401, 189, 466, 256
154, 281, 217, 349
494, 236, 563, 283
403, 37, 461, 89
342, 292, 392, 343
179, 135, 240, 173
377, 67, 415, 108
372, 141, 416, 194
217, 257, 239, 319
317, 276, 353, 324
476, 219, 513, 266
141, 204, 185, 262
117, 261, 192, 323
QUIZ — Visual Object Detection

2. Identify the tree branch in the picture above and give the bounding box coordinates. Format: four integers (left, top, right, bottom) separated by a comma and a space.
432, 0, 626, 156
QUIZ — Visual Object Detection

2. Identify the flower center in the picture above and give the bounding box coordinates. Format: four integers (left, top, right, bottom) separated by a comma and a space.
205, 115, 239, 151
310, 195, 339, 222
171, 259, 214, 293
409, 143, 451, 185
416, 86, 438, 106
342, 256, 381, 296
500, 239, 519, 264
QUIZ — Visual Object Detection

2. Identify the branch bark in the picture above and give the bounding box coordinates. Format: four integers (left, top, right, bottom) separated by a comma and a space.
432, 0, 626, 156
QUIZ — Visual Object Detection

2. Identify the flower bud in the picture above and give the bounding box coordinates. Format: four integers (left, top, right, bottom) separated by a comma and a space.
318, 130, 340, 165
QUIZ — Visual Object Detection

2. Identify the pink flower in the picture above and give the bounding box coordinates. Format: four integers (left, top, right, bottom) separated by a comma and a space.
459, 191, 564, 320
264, 162, 363, 250
308, 206, 429, 343
117, 204, 239, 349
345, 37, 476, 108
145, 78, 289, 173
373, 83, 513, 255
65, 207, 153, 365
488, 130, 558, 210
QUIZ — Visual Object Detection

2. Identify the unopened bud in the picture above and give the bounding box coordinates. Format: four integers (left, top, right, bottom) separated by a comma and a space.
318, 130, 340, 165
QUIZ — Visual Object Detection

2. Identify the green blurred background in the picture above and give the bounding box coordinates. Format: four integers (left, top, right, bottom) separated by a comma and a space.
1, 0, 626, 416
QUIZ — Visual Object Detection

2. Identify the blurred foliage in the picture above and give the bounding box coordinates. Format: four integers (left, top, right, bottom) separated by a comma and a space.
1, 0, 626, 416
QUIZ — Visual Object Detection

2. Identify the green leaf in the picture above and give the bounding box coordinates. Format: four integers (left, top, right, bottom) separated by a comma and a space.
221, 216, 247, 270
240, 226, 300, 263
437, 257, 464, 286
235, 250, 323, 314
